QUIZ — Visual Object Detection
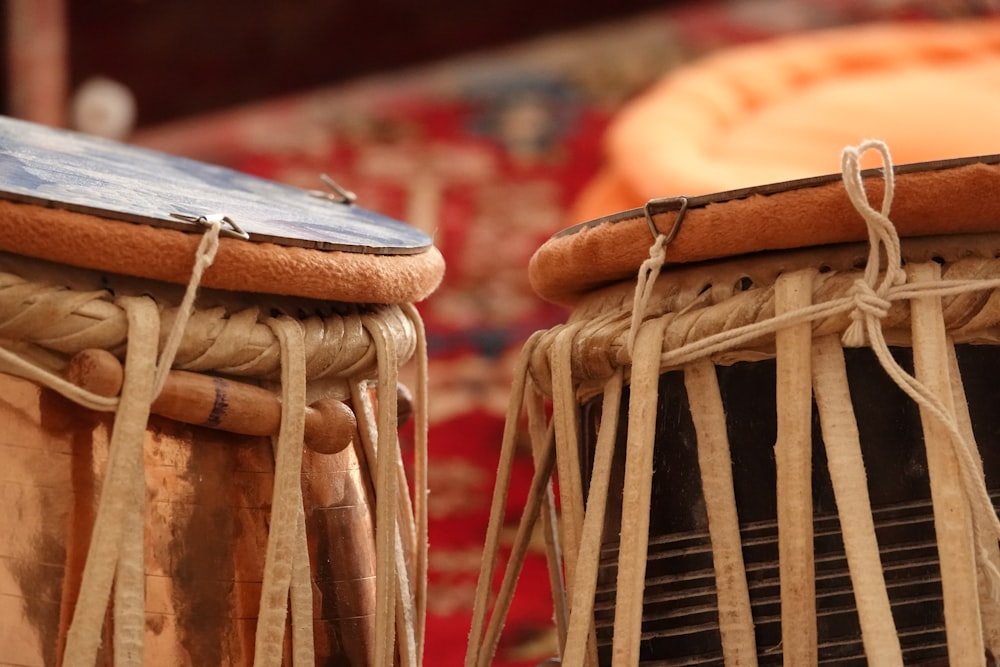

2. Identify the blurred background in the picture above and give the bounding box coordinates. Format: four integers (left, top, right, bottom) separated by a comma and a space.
6, 1, 1000, 665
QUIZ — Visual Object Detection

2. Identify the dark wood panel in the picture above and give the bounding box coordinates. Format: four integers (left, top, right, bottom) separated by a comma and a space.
47, 0, 665, 127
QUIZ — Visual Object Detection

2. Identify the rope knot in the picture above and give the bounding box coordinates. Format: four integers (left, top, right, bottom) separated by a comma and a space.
644, 233, 668, 267
627, 233, 669, 357
839, 140, 904, 348
842, 279, 891, 347
850, 279, 891, 320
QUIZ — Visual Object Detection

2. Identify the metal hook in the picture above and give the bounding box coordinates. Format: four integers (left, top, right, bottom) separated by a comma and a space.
309, 173, 357, 205
170, 212, 250, 240
643, 195, 689, 244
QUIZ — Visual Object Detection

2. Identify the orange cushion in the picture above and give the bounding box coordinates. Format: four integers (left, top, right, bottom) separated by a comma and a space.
572, 19, 1000, 223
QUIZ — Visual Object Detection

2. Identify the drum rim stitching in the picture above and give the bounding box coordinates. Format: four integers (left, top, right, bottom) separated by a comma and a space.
530, 234, 1000, 394
525, 251, 1000, 399
0, 266, 416, 383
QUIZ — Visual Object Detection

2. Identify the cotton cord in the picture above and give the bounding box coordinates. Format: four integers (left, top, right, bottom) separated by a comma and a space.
152, 217, 222, 399
840, 141, 902, 348
628, 233, 669, 356
839, 142, 1000, 602
0, 343, 118, 412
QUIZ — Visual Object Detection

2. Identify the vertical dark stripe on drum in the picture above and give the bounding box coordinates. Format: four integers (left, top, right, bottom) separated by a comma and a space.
13, 386, 105, 666
204, 376, 230, 428
167, 420, 241, 664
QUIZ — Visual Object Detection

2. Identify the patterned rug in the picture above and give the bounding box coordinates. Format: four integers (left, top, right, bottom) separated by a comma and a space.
132, 1, 999, 663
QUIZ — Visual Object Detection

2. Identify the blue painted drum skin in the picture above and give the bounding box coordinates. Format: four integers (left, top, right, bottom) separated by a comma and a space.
0, 115, 430, 255
0, 117, 439, 666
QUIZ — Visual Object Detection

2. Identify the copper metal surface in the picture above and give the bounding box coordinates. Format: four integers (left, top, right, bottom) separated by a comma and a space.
0, 370, 377, 665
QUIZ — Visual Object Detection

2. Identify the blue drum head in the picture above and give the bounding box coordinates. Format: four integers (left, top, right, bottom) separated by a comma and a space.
0, 115, 431, 255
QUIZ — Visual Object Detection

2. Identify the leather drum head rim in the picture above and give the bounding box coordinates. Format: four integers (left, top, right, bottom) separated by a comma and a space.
530, 155, 1000, 307
0, 116, 444, 304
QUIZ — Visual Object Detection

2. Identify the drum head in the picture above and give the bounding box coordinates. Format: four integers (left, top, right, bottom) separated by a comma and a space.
0, 117, 444, 303
0, 116, 429, 255
531, 154, 1000, 306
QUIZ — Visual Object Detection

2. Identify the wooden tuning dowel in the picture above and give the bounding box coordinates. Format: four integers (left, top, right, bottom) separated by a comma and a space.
66, 348, 357, 454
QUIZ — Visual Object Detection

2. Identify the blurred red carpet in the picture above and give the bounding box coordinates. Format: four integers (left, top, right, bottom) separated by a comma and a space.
132, 2, 996, 663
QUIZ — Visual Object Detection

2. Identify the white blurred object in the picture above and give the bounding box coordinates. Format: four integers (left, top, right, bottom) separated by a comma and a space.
71, 77, 138, 140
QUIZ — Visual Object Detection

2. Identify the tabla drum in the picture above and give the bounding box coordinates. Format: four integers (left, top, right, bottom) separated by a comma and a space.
466, 142, 1000, 666
0, 116, 442, 666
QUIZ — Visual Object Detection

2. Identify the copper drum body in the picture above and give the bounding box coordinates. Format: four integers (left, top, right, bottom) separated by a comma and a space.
0, 115, 439, 667
0, 255, 413, 666
0, 350, 378, 665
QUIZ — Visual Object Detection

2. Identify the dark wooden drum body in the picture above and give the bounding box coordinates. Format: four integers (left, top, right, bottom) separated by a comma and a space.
564, 233, 1000, 666
466, 147, 1000, 667
582, 343, 1000, 664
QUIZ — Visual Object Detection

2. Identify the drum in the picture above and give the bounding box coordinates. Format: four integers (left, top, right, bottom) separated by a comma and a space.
466, 142, 1000, 666
0, 116, 442, 666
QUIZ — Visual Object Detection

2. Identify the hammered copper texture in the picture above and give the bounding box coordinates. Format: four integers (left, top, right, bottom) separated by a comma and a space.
0, 371, 377, 665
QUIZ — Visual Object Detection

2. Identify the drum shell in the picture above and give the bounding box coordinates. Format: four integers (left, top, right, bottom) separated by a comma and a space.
557, 240, 1000, 665
0, 370, 377, 666
580, 343, 1000, 665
